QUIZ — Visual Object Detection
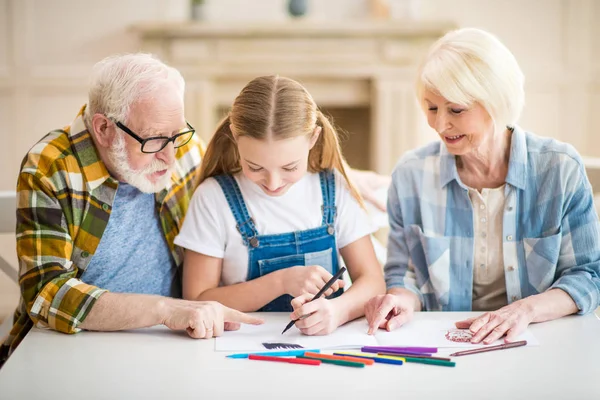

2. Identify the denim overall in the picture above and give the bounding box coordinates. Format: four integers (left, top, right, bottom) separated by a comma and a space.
214, 170, 343, 312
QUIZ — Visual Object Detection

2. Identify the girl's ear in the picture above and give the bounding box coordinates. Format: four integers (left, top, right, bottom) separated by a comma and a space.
309, 126, 322, 149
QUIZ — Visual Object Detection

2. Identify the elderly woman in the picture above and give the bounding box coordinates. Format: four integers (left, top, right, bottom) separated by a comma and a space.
365, 28, 600, 344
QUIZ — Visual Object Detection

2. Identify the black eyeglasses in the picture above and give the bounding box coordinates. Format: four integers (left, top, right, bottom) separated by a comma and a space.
114, 120, 196, 154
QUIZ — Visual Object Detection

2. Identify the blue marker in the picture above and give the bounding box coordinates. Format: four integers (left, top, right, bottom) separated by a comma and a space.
226, 349, 321, 359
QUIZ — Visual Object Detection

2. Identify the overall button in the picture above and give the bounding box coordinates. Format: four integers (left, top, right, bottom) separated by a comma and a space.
249, 237, 260, 248
81, 251, 90, 258
102, 203, 109, 211
327, 226, 335, 235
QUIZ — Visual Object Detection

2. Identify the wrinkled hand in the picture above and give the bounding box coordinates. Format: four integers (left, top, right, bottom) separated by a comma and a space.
455, 300, 535, 344
163, 301, 264, 339
282, 265, 345, 298
289, 294, 341, 335
365, 294, 414, 334
348, 169, 391, 212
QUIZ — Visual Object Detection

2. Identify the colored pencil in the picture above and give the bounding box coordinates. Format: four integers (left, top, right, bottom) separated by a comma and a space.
377, 352, 452, 362
227, 349, 320, 359
362, 345, 438, 354
333, 352, 404, 365
364, 348, 432, 357
303, 352, 375, 365
248, 354, 320, 366
402, 357, 455, 367
449, 340, 527, 357
298, 355, 365, 368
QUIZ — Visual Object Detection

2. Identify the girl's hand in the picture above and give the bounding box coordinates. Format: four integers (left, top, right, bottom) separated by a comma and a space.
282, 265, 345, 298
289, 294, 342, 335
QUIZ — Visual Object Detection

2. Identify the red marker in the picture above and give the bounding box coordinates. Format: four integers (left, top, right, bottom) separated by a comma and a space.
248, 354, 321, 366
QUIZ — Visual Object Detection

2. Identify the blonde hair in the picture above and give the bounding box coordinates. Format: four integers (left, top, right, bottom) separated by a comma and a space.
84, 53, 185, 128
200, 75, 363, 206
416, 28, 525, 132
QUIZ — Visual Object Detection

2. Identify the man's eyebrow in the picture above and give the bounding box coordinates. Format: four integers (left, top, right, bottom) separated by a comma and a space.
140, 128, 183, 139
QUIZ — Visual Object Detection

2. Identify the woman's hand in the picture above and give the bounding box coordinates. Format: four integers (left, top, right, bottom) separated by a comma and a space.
281, 265, 345, 298
289, 294, 342, 335
365, 292, 417, 334
455, 300, 536, 344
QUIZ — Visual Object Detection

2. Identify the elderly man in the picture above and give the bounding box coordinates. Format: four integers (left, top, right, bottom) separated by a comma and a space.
0, 53, 389, 367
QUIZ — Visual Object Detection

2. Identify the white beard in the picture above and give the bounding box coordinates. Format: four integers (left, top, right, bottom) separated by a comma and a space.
107, 134, 173, 193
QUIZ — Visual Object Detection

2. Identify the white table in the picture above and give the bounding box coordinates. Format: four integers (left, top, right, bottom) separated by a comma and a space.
0, 312, 599, 400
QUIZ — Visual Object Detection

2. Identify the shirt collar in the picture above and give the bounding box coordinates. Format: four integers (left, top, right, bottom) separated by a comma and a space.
439, 126, 528, 190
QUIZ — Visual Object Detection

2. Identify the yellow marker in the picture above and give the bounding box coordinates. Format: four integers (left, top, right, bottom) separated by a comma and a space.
334, 351, 406, 362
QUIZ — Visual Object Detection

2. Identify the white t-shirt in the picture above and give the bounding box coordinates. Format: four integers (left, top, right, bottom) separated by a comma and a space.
174, 171, 375, 285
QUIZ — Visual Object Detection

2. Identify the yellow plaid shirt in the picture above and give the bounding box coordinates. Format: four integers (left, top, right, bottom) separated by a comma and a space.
0, 106, 204, 367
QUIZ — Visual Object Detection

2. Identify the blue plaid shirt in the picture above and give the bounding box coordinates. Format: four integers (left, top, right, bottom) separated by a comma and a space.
385, 126, 600, 313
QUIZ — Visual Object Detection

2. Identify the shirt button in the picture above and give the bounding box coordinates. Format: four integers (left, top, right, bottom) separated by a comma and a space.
507, 206, 513, 211
507, 235, 513, 241
507, 266, 515, 271
102, 204, 109, 211
480, 263, 485, 268
479, 204, 485, 210
511, 296, 518, 302
481, 217, 487, 223
481, 232, 487, 238
481, 246, 486, 252
81, 251, 90, 258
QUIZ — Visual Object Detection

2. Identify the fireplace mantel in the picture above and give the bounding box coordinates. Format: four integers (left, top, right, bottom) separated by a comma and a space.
131, 20, 455, 173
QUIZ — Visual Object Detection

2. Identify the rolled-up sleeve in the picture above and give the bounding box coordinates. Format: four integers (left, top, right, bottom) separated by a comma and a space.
384, 168, 424, 305
18, 172, 106, 333
551, 158, 600, 314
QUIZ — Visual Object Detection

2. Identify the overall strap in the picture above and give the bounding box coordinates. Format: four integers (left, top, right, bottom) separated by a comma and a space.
319, 169, 337, 227
213, 175, 259, 247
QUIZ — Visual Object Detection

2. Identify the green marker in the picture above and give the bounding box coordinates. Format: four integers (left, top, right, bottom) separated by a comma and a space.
297, 355, 365, 368
403, 356, 456, 367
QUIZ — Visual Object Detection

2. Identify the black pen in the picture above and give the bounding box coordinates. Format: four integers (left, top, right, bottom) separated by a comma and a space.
281, 266, 347, 334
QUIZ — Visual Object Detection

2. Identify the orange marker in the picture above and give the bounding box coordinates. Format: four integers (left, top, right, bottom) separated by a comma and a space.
303, 352, 375, 365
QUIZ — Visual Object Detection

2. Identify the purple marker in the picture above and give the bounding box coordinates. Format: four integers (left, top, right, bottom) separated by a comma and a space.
362, 348, 432, 357
361, 346, 438, 354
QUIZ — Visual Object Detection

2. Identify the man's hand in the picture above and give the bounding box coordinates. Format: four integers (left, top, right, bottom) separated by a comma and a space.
163, 300, 264, 339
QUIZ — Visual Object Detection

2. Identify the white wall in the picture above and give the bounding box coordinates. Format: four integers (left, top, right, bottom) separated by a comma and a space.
0, 0, 598, 320
0, 0, 598, 191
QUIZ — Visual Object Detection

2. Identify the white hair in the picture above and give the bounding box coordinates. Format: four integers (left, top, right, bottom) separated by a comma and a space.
416, 28, 525, 131
84, 53, 185, 127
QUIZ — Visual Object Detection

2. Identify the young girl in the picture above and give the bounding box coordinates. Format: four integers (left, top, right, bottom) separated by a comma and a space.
175, 76, 385, 336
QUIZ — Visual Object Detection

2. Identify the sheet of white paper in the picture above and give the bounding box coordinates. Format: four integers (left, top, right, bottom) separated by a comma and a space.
215, 316, 539, 352
374, 320, 539, 349
215, 315, 377, 352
